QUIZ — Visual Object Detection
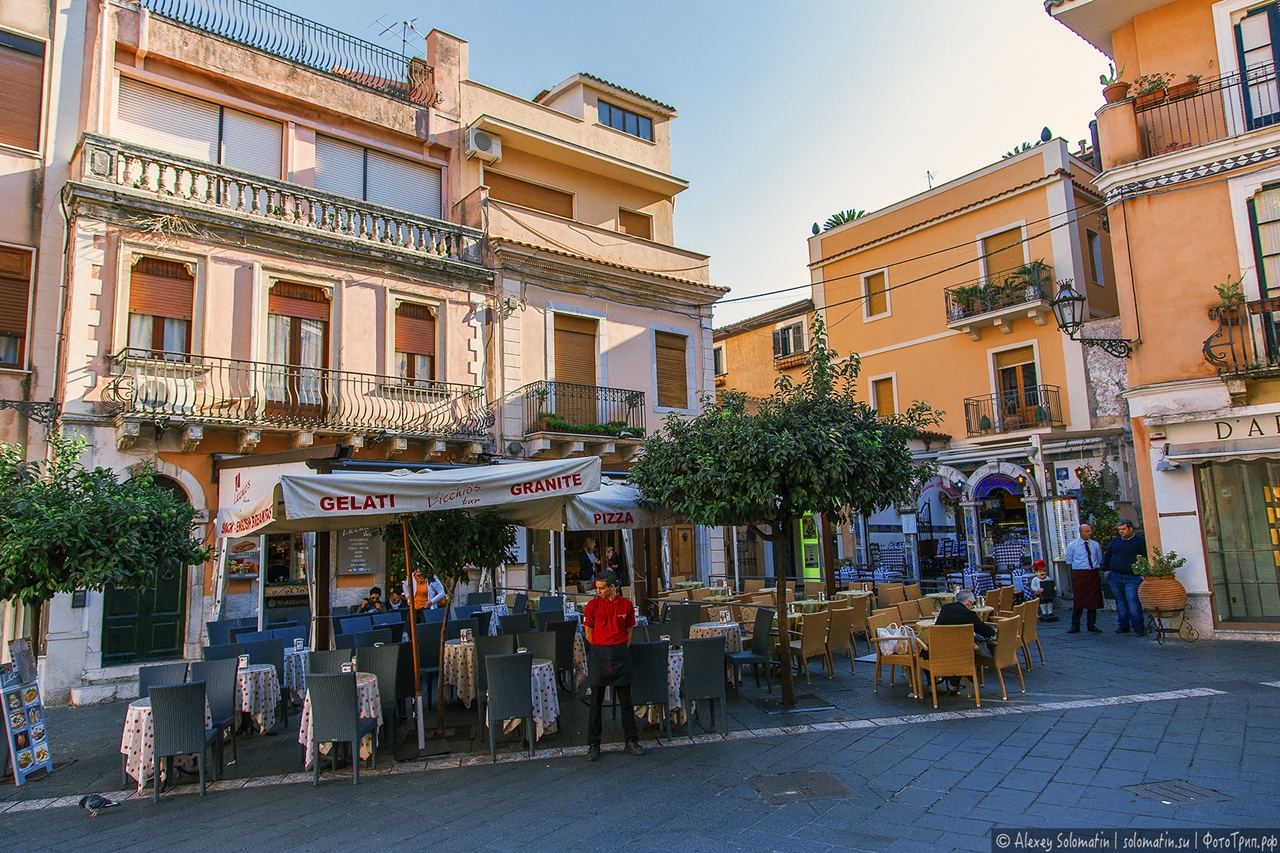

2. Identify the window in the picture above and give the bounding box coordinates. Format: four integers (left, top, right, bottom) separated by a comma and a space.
871, 377, 895, 416
314, 134, 442, 218
485, 171, 574, 219
116, 78, 282, 178
1198, 459, 1280, 624
655, 331, 688, 409
994, 346, 1040, 427
0, 30, 44, 151
713, 345, 726, 377
394, 302, 436, 383
1087, 229, 1105, 285
127, 257, 194, 359
0, 247, 32, 367
863, 270, 889, 317
1252, 186, 1280, 297
772, 323, 804, 359
618, 208, 652, 240
1236, 4, 1280, 129
266, 282, 330, 411
982, 227, 1026, 280
554, 314, 598, 426
598, 100, 654, 141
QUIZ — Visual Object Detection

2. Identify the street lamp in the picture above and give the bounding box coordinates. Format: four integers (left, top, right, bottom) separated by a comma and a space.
1050, 280, 1135, 358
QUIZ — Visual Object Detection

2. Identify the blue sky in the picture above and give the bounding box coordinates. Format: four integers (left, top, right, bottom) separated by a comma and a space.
279, 0, 1108, 325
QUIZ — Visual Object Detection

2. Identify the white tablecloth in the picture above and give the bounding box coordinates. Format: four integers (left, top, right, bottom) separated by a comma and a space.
237, 664, 280, 733
120, 696, 211, 792
283, 648, 308, 693
690, 621, 744, 654
298, 672, 382, 769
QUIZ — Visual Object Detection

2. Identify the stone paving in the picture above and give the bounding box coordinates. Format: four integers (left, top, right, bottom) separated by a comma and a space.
2, 612, 1279, 852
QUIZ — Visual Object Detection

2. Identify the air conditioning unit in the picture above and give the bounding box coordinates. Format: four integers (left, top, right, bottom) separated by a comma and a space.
465, 127, 502, 163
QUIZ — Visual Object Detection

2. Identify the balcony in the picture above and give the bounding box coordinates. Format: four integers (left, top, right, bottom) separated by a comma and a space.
102, 350, 492, 449
944, 262, 1056, 340
1204, 298, 1280, 402
72, 134, 484, 272
1134, 69, 1262, 160
519, 380, 646, 460
963, 386, 1064, 437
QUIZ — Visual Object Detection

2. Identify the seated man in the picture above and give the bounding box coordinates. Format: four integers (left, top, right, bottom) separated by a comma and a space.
358, 586, 389, 614
930, 589, 996, 694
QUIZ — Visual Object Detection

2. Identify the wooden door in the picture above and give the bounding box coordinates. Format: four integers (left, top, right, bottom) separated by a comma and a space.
670, 525, 696, 583
265, 282, 330, 425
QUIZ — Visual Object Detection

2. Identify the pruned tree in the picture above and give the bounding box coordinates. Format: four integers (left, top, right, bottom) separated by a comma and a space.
385, 508, 516, 733
630, 313, 941, 705
0, 432, 209, 644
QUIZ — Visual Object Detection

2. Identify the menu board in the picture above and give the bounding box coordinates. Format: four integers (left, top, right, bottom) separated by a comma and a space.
227, 536, 261, 578
2, 640, 52, 785
1044, 497, 1081, 564
338, 527, 383, 575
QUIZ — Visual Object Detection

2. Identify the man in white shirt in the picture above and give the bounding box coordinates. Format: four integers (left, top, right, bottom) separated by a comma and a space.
1063, 523, 1105, 634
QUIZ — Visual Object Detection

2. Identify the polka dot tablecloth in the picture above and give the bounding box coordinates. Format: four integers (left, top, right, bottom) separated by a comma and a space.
236, 664, 280, 733
120, 696, 211, 792
298, 672, 381, 769
480, 603, 508, 636
283, 648, 308, 694
443, 640, 478, 707
584, 647, 684, 726
487, 659, 560, 741
690, 621, 744, 654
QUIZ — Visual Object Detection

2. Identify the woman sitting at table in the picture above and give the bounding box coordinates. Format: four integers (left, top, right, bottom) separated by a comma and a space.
929, 589, 996, 694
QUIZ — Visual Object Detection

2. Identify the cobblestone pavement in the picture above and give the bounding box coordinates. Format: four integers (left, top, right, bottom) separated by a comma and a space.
2, 613, 1278, 853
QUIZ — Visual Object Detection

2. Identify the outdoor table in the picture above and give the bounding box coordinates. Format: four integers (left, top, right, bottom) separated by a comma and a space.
915, 619, 935, 644
283, 647, 308, 694
673, 581, 704, 590
793, 598, 829, 614
480, 603, 508, 635
836, 590, 874, 617
704, 594, 735, 604
487, 658, 560, 740
689, 621, 744, 654
120, 695, 211, 792
926, 592, 956, 606
974, 605, 995, 622
237, 663, 280, 733
443, 639, 479, 706
298, 672, 381, 769
577, 644, 683, 724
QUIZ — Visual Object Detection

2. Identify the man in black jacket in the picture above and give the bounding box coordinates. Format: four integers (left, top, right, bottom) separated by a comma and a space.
931, 590, 996, 693
1104, 519, 1147, 636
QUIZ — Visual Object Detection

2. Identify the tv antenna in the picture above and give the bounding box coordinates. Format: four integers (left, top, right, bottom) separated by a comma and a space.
371, 17, 427, 57
926, 170, 938, 189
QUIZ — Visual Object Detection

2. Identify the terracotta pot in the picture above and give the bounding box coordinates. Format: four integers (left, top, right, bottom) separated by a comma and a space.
1167, 81, 1199, 100
1135, 89, 1167, 109
1103, 82, 1131, 104
1138, 575, 1187, 613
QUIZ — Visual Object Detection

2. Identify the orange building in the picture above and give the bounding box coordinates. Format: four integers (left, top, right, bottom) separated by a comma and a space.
1051, 0, 1280, 638
713, 299, 813, 405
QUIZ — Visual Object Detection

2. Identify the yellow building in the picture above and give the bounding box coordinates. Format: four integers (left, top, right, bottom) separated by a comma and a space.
713, 299, 813, 405
807, 140, 1136, 581
1051, 0, 1280, 638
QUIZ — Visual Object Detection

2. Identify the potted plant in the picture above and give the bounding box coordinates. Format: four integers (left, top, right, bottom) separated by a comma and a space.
1211, 274, 1246, 322
1167, 73, 1201, 101
1134, 545, 1188, 612
1134, 73, 1173, 108
1100, 62, 1130, 104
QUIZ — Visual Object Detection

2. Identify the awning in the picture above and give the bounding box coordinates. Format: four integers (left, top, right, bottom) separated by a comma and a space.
1165, 439, 1280, 464
500, 479, 683, 530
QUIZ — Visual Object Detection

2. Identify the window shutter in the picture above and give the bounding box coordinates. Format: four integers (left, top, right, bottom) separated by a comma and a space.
116, 78, 220, 163
994, 346, 1035, 370
268, 281, 330, 322
554, 314, 597, 387
220, 108, 282, 178
0, 247, 31, 336
366, 150, 442, 218
982, 228, 1025, 279
655, 331, 688, 409
790, 324, 805, 353
314, 135, 365, 200
873, 378, 895, 417
486, 171, 574, 219
0, 36, 43, 151
772, 329, 784, 358
129, 257, 194, 320
866, 272, 888, 316
395, 302, 436, 356
618, 209, 652, 239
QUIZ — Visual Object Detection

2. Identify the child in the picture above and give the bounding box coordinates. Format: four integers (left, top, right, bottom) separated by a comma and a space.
1029, 559, 1058, 621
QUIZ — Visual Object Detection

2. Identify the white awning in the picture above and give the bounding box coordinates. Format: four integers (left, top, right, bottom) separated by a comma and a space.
501, 479, 683, 530
1165, 439, 1280, 464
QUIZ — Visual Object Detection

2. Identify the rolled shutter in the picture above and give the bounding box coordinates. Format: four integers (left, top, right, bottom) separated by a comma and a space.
129, 257, 194, 320
486, 171, 574, 219
618, 209, 652, 239
873, 378, 895, 417
0, 35, 43, 151
395, 302, 436, 356
366, 150, 442, 218
554, 314, 597, 387
220, 108, 282, 178
983, 228, 1025, 279
994, 346, 1035, 370
865, 272, 888, 315
655, 331, 688, 409
314, 135, 365, 200
0, 247, 31, 336
116, 77, 219, 163
269, 281, 330, 322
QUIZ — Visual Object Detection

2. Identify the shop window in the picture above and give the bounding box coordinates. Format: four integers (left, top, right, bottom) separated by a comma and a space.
1197, 459, 1280, 624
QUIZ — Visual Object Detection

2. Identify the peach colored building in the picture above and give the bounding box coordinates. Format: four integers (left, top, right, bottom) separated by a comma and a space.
13, 0, 721, 703
1051, 0, 1280, 639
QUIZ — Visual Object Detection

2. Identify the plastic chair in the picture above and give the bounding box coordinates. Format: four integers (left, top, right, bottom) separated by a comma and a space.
547, 620, 579, 693
474, 634, 516, 735
484, 653, 534, 762
206, 619, 238, 646
977, 615, 1026, 701
308, 649, 351, 675
453, 604, 483, 622
917, 624, 981, 709
338, 615, 374, 635
202, 643, 244, 662
305, 673, 378, 785
726, 608, 774, 693
511, 593, 528, 615
353, 629, 393, 650
421, 608, 446, 625
498, 613, 528, 635
467, 591, 494, 606
356, 642, 404, 748
272, 626, 308, 647
681, 636, 728, 735
335, 634, 356, 652
138, 662, 188, 700
189, 658, 238, 764
149, 681, 219, 800
446, 617, 480, 642
629, 640, 672, 741
475, 610, 493, 638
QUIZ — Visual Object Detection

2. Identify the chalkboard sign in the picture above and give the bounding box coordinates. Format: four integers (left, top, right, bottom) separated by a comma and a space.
338, 527, 383, 575
3, 639, 52, 785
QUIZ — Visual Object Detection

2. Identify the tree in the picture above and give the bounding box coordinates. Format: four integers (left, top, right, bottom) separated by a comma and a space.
817, 209, 868, 233
1075, 463, 1120, 548
630, 314, 941, 705
384, 507, 516, 733
0, 432, 209, 643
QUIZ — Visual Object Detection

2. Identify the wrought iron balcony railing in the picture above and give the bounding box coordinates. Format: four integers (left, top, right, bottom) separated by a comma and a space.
103, 349, 492, 438
1204, 297, 1280, 377
944, 261, 1055, 324
77, 134, 484, 267
521, 381, 646, 438
138, 0, 436, 107
963, 385, 1064, 437
1133, 67, 1274, 159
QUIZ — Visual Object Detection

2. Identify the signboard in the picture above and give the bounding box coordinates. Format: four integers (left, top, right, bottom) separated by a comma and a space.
1044, 497, 1080, 563
2, 640, 52, 785
337, 527, 383, 575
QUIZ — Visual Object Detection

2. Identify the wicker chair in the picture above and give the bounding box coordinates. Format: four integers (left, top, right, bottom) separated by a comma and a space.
903, 583, 923, 601
998, 585, 1016, 615
825, 606, 857, 675
149, 681, 219, 801
1016, 600, 1045, 670
202, 643, 244, 662
305, 672, 378, 785
916, 624, 981, 709
788, 611, 832, 682
415, 623, 444, 708
309, 648, 351, 675
188, 659, 238, 765
917, 597, 937, 617
472, 634, 516, 736
877, 584, 907, 609
895, 601, 922, 623
355, 642, 406, 748
983, 589, 1001, 610
483, 653, 534, 762
870, 612, 920, 697
629, 641, 673, 741
137, 662, 188, 700
681, 636, 728, 735
977, 615, 1025, 700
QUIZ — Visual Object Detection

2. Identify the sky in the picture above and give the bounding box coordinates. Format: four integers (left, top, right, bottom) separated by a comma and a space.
278, 0, 1109, 326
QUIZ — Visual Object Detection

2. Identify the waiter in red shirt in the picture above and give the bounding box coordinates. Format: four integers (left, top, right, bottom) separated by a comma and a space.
583, 570, 646, 762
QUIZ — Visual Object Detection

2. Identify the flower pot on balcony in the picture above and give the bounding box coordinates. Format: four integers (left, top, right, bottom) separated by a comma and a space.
1167, 81, 1199, 101
1103, 82, 1131, 104
1137, 575, 1187, 613
1135, 89, 1166, 109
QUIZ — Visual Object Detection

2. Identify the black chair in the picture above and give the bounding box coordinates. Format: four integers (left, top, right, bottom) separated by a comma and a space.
467, 591, 494, 606
236, 630, 274, 645
202, 643, 244, 662
446, 617, 480, 642
421, 608, 446, 625
667, 603, 703, 633
243, 638, 287, 727
305, 673, 377, 786
538, 595, 563, 612
474, 634, 516, 736
629, 641, 673, 742
338, 615, 374, 635
138, 662, 188, 700
453, 604, 482, 622
371, 612, 406, 639
308, 649, 350, 675
416, 623, 444, 708
189, 658, 238, 764
273, 625, 307, 647
483, 653, 534, 763
512, 593, 528, 615
335, 633, 356, 652
261, 620, 298, 630
149, 681, 219, 800
727, 607, 775, 693
206, 619, 238, 646
533, 610, 565, 633
548, 620, 579, 693
330, 605, 353, 620
497, 613, 528, 635
394, 640, 417, 722
516, 631, 556, 666
356, 643, 403, 749
353, 629, 393, 650
475, 610, 494, 638
681, 637, 728, 736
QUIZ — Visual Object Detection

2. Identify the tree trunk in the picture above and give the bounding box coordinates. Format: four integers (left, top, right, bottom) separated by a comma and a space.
28, 598, 42, 647
435, 576, 457, 735
774, 518, 797, 707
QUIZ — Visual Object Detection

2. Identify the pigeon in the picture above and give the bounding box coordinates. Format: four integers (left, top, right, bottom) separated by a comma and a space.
79, 794, 119, 817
